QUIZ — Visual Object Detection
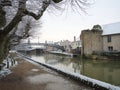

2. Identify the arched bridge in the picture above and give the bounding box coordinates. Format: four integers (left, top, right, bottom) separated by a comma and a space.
15, 43, 65, 51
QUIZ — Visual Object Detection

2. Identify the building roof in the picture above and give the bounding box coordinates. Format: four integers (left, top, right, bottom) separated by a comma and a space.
102, 22, 120, 35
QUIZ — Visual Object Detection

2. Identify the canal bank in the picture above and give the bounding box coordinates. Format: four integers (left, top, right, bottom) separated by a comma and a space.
47, 51, 79, 57
0, 52, 92, 90
17, 52, 120, 90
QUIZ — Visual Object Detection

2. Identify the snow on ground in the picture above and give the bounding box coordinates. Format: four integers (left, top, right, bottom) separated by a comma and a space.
0, 68, 11, 79
0, 56, 17, 79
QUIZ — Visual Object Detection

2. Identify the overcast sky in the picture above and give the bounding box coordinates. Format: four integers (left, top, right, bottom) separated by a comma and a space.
32, 0, 120, 43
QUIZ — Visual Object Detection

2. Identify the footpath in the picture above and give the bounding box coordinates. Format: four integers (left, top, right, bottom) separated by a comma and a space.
0, 53, 92, 90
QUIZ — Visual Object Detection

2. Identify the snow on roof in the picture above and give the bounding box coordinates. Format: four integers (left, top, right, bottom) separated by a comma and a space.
102, 22, 120, 35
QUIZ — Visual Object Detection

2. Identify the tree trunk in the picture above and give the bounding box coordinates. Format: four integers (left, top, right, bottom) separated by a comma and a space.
0, 0, 50, 65
0, 7, 6, 28
0, 34, 9, 64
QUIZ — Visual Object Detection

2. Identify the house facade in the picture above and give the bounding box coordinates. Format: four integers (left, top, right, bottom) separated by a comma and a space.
71, 36, 81, 54
80, 22, 120, 56
102, 34, 120, 52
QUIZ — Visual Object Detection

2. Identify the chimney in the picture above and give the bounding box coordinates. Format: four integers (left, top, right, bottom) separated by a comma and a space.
74, 36, 76, 42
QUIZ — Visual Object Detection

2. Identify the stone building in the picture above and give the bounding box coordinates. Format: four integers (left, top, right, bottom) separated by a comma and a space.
80, 22, 120, 56
102, 34, 120, 52
71, 36, 81, 54
102, 22, 120, 52
81, 25, 103, 55
60, 40, 71, 52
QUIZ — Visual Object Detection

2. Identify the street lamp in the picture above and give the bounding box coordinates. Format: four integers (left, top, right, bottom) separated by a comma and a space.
38, 37, 39, 44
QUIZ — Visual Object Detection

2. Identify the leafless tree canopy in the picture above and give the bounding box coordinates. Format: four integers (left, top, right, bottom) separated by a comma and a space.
0, 0, 92, 47
0, 0, 91, 35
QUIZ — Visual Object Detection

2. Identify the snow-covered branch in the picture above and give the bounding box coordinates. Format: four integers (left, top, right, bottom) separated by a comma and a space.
24, 0, 50, 20
0, 0, 12, 6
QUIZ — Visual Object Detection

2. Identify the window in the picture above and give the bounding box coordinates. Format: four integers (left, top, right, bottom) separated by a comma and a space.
107, 35, 111, 42
108, 46, 113, 51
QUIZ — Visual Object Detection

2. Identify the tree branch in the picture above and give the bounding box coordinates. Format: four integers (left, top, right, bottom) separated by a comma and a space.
24, 0, 50, 20
0, 0, 12, 6
2, 0, 27, 36
2, 0, 50, 36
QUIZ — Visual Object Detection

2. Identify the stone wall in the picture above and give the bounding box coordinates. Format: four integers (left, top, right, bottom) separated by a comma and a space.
81, 29, 103, 55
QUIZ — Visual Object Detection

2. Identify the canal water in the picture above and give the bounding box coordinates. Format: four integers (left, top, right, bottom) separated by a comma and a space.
25, 51, 120, 86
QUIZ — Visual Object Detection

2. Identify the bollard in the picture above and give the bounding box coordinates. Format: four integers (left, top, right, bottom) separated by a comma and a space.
11, 58, 13, 66
0, 65, 2, 70
7, 59, 9, 68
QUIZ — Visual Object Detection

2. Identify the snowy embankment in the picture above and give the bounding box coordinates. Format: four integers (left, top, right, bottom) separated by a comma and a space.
17, 52, 120, 90
0, 66, 11, 79
48, 51, 73, 57
0, 54, 17, 79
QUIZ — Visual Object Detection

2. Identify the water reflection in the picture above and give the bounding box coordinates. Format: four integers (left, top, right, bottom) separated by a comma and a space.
81, 60, 120, 86
25, 51, 120, 86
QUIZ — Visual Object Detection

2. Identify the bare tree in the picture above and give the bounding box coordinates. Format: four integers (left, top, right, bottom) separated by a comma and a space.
0, 0, 91, 63
9, 16, 40, 48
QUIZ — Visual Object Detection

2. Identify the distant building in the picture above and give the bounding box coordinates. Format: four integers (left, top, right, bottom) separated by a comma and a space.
60, 40, 71, 52
71, 36, 81, 54
80, 22, 120, 56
